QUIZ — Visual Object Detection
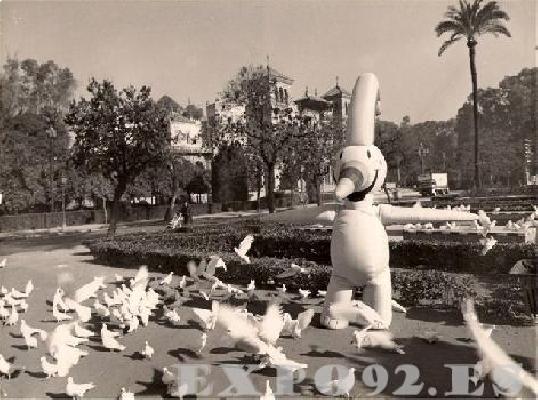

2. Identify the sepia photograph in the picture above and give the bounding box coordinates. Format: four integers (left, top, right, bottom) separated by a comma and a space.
0, 0, 536, 398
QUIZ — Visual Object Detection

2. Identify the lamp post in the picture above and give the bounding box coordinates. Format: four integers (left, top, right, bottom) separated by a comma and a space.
418, 142, 429, 174
61, 175, 67, 228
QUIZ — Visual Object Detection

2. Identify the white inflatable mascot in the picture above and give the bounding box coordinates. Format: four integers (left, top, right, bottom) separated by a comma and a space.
320, 73, 479, 330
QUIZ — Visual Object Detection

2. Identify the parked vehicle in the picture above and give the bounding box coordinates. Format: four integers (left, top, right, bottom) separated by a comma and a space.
417, 172, 451, 197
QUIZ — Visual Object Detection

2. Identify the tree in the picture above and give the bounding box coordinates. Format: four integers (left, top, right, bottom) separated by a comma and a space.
222, 65, 305, 212
0, 58, 76, 213
211, 142, 249, 203
435, 0, 511, 190
66, 79, 169, 235
156, 95, 180, 115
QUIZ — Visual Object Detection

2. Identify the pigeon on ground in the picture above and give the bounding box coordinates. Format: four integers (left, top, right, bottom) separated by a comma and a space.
22, 332, 39, 349
160, 272, 174, 286
119, 387, 135, 400
141, 341, 154, 359
41, 356, 59, 378
281, 309, 315, 338
352, 326, 404, 354
330, 300, 387, 330
0, 258, 6, 268
73, 322, 94, 338
66, 377, 95, 398
20, 320, 47, 341
162, 367, 175, 388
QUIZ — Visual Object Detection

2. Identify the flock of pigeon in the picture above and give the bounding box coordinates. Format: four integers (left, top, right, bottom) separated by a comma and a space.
0, 227, 537, 399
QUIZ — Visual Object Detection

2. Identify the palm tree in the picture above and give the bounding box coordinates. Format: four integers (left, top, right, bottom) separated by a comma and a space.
436, 0, 510, 190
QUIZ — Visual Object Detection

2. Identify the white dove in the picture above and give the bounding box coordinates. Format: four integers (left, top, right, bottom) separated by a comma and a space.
53, 288, 69, 311
461, 299, 538, 396
165, 308, 181, 326
119, 387, 135, 400
317, 290, 327, 298
192, 304, 218, 331
0, 303, 9, 320
53, 302, 72, 322
10, 287, 29, 299
391, 299, 407, 313
93, 300, 110, 318
317, 367, 356, 397
73, 322, 94, 338
479, 236, 497, 256
115, 274, 124, 282
352, 327, 404, 354
101, 323, 120, 339
260, 380, 276, 400
282, 309, 315, 338
64, 298, 91, 323
141, 341, 154, 359
256, 304, 286, 346
66, 377, 95, 399
234, 234, 254, 264
22, 332, 38, 349
126, 315, 140, 333
41, 356, 59, 378
55, 345, 87, 377
20, 320, 47, 341
160, 272, 174, 285
5, 307, 19, 326
316, 209, 336, 222
330, 300, 387, 330
0, 258, 6, 268
246, 280, 255, 293
199, 290, 210, 301
298, 289, 310, 299
162, 367, 176, 387
178, 275, 187, 289
0, 354, 17, 379
102, 334, 125, 352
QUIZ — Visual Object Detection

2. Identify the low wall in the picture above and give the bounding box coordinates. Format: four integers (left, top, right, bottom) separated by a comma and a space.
0, 203, 210, 232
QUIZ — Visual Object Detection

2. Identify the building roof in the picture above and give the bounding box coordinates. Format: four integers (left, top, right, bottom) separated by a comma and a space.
322, 85, 352, 99
294, 95, 330, 111
266, 67, 294, 84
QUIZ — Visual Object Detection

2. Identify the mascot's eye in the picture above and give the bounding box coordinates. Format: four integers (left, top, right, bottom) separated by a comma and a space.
367, 149, 371, 158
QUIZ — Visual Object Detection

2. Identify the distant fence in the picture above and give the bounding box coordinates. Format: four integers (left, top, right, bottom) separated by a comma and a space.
0, 203, 210, 233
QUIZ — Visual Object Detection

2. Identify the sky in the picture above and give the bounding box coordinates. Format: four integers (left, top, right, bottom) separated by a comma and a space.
1, 0, 536, 123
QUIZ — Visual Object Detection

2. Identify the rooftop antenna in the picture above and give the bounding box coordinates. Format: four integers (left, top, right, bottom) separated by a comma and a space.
336, 75, 340, 89
305, 86, 309, 97
315, 88, 318, 97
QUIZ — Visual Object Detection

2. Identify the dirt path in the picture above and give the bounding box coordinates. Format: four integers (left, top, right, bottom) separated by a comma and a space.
0, 240, 535, 398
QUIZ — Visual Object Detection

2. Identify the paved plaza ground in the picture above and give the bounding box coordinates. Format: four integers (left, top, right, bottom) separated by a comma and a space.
0, 229, 536, 398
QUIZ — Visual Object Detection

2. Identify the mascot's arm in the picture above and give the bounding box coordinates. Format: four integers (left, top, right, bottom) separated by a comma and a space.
378, 204, 478, 226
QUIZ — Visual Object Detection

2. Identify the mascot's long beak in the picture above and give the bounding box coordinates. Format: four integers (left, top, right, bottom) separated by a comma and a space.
335, 73, 380, 201
334, 166, 365, 200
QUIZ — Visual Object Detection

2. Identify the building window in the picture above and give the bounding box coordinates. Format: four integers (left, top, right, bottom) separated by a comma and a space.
278, 87, 284, 103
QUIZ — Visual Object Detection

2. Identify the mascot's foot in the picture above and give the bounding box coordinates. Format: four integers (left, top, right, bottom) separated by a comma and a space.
320, 313, 349, 330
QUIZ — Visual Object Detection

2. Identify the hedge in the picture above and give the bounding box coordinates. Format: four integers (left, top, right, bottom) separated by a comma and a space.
88, 222, 534, 275
87, 239, 532, 324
